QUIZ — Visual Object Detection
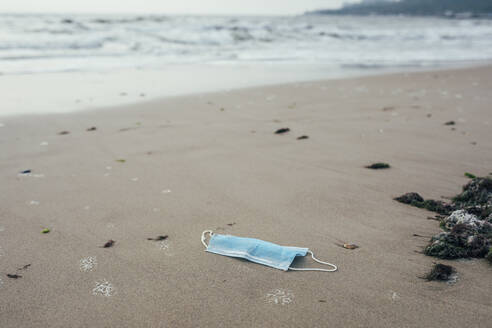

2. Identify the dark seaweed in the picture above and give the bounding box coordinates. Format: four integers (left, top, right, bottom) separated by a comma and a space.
486, 249, 492, 264
394, 193, 455, 215
394, 192, 424, 204
101, 240, 115, 248
424, 263, 455, 281
365, 163, 390, 169
147, 235, 168, 241
396, 176, 492, 262
274, 128, 290, 134
7, 274, 22, 279
17, 264, 31, 271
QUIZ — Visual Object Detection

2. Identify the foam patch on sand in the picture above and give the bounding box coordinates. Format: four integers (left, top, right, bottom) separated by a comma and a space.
266, 289, 294, 305
92, 280, 114, 297
80, 256, 97, 272
158, 241, 174, 256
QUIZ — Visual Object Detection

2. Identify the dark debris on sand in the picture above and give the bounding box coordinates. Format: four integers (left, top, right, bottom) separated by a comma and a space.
86, 126, 97, 131
365, 162, 390, 170
147, 235, 168, 241
297, 135, 309, 140
7, 274, 22, 279
58, 131, 70, 135
274, 128, 290, 134
101, 240, 115, 248
395, 176, 492, 262
424, 263, 456, 282
17, 264, 31, 271
444, 121, 455, 126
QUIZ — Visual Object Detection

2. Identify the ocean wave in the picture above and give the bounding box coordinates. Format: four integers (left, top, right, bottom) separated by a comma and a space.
0, 14, 492, 74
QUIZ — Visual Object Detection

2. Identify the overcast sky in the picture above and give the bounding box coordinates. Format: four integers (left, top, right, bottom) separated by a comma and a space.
0, 0, 356, 15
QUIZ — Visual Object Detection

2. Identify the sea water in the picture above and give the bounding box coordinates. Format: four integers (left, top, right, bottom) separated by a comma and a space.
1, 14, 492, 74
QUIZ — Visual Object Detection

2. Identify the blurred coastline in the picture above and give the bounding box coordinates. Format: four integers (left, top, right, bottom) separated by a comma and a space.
1, 13, 492, 116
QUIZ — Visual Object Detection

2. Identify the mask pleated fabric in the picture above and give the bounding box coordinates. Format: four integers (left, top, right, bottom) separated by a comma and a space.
201, 230, 337, 272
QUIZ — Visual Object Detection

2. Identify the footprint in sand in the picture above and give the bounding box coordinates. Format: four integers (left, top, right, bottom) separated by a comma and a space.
92, 280, 114, 297
80, 256, 97, 272
265, 289, 294, 305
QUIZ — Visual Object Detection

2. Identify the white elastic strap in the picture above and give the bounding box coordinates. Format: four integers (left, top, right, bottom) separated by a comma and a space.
201, 230, 213, 248
289, 250, 337, 272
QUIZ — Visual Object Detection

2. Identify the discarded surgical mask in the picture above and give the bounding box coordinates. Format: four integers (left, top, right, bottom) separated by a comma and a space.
201, 230, 337, 272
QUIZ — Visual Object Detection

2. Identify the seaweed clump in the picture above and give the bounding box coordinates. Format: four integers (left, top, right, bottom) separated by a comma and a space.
424, 219, 490, 259
396, 176, 492, 261
424, 263, 456, 282
452, 177, 492, 214
394, 192, 455, 215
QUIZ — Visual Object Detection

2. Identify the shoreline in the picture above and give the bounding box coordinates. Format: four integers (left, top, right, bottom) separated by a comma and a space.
1, 61, 491, 118
1, 64, 491, 327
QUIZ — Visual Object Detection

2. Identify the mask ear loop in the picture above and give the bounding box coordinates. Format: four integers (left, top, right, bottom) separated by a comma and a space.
201, 230, 214, 248
289, 250, 337, 272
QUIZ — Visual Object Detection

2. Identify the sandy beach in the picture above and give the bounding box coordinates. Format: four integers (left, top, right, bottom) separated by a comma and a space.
1, 65, 491, 327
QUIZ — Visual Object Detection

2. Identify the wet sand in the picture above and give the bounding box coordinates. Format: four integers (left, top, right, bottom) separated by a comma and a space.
1, 65, 491, 327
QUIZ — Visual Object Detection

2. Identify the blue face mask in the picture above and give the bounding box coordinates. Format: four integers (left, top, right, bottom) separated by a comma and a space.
201, 230, 337, 272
